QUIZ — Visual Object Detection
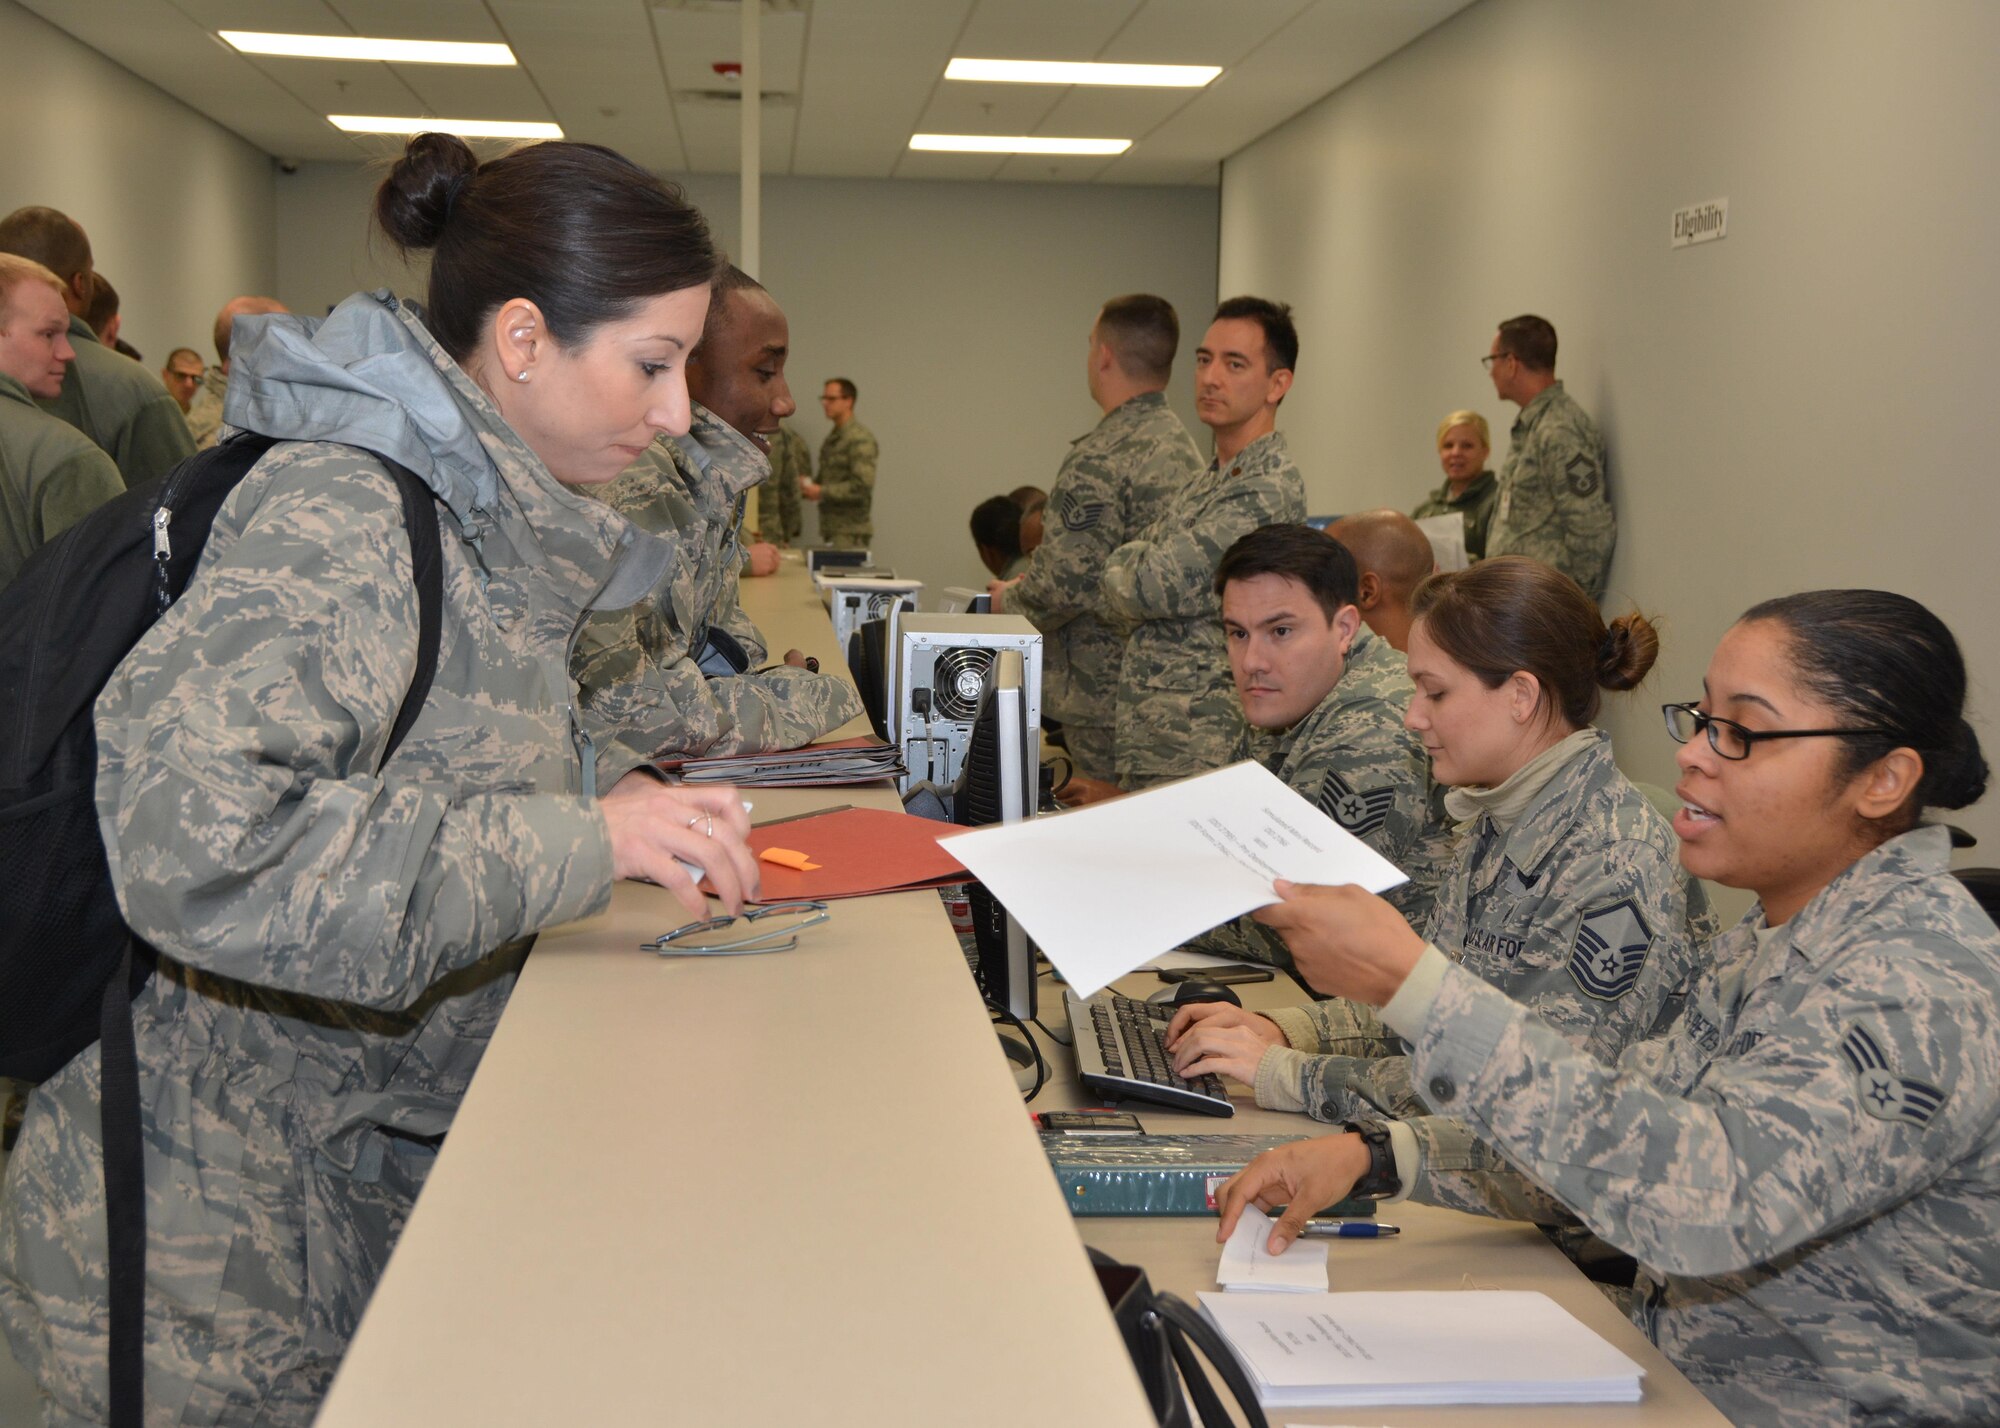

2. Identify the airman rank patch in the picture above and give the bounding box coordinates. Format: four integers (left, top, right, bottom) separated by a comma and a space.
1318, 770, 1395, 837
1568, 899, 1652, 1000
1839, 1023, 1947, 1127
1059, 491, 1107, 533
1564, 453, 1601, 497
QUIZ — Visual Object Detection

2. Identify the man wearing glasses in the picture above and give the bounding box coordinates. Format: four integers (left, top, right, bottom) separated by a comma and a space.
1481, 314, 1616, 601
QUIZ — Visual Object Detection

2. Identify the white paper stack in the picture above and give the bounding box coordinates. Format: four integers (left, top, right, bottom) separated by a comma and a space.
1198, 1290, 1645, 1408
1216, 1206, 1329, 1293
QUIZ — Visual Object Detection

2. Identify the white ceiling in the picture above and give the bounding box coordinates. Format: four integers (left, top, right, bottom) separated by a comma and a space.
24, 0, 1473, 185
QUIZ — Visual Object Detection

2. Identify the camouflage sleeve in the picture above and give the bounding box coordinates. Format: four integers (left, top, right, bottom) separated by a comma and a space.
1409, 940, 2000, 1276
1264, 997, 1401, 1057
820, 430, 877, 505
712, 559, 769, 667
1010, 450, 1125, 630
1403, 1113, 1584, 1226
94, 454, 615, 1011
112, 391, 198, 488
1489, 424, 1613, 600
1101, 473, 1293, 623
37, 442, 125, 540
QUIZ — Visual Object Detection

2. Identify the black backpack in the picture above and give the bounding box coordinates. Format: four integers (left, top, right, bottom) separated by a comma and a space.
0, 431, 443, 1426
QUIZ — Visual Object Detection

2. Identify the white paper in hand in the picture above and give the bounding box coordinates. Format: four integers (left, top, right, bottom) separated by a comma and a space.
942, 761, 1407, 996
1218, 1205, 1328, 1293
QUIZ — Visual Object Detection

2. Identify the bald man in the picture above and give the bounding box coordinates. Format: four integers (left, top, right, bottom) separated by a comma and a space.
186, 294, 289, 449
0, 206, 194, 487
1326, 509, 1436, 653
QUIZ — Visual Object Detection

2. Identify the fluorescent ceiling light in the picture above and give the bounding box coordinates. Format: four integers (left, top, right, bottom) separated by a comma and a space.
329, 116, 564, 139
222, 32, 516, 65
945, 58, 1219, 88
910, 134, 1130, 156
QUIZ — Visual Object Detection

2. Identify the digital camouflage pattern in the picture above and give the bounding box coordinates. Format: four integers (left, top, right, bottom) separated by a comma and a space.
1411, 468, 1499, 561
1186, 627, 1451, 966
39, 312, 195, 487
0, 370, 124, 586
757, 422, 808, 544
0, 289, 676, 1427
1486, 381, 1615, 600
574, 403, 860, 785
1403, 824, 2000, 1427
184, 365, 227, 450
1259, 732, 1718, 1225
1007, 391, 1196, 779
1103, 429, 1305, 789
816, 418, 877, 546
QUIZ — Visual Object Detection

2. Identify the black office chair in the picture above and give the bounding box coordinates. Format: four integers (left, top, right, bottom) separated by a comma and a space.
844, 617, 891, 742
1954, 868, 2000, 926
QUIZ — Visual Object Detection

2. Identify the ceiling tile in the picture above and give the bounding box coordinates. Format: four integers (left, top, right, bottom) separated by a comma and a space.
676, 97, 801, 174
892, 151, 1009, 183
1102, 0, 1311, 66
393, 66, 551, 121
953, 0, 1142, 59
794, 0, 977, 179
490, 0, 685, 169
1034, 85, 1189, 137
321, 0, 504, 42
991, 153, 1122, 184
653, 7, 809, 94
913, 83, 1063, 137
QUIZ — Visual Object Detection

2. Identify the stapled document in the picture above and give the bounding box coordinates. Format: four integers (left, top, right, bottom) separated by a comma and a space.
1217, 1205, 1329, 1293
941, 761, 1407, 996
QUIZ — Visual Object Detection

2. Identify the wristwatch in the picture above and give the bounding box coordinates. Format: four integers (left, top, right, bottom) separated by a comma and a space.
1342, 1119, 1403, 1201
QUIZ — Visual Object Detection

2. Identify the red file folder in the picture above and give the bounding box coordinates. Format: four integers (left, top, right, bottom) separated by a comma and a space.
704, 806, 969, 902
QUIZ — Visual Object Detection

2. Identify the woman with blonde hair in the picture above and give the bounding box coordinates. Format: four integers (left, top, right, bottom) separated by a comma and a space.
1412, 408, 1498, 559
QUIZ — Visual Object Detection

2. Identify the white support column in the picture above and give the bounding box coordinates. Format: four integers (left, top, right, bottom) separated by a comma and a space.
739, 0, 761, 279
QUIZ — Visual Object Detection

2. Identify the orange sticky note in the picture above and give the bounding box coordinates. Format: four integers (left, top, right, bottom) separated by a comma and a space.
760, 847, 821, 871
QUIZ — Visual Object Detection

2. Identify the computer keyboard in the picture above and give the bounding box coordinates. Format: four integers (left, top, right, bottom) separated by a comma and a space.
1064, 990, 1234, 1117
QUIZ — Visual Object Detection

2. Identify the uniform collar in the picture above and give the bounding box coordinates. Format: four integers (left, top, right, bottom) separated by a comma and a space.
1511, 380, 1566, 433
1459, 729, 1611, 892
1212, 428, 1286, 473
1754, 824, 1956, 969
1430, 469, 1496, 505
0, 371, 35, 409
673, 400, 770, 499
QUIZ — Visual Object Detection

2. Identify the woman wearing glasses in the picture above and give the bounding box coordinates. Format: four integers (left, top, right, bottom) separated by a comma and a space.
1169, 558, 1716, 1237
1218, 589, 1997, 1427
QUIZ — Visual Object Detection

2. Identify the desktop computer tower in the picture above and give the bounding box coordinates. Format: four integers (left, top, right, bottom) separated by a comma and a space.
826, 577, 922, 659
892, 614, 1041, 794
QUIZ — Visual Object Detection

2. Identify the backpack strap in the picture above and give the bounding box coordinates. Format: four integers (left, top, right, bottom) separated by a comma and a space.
99, 452, 443, 1428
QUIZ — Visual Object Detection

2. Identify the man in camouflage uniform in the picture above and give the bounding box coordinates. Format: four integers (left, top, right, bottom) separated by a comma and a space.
0, 206, 194, 488
1482, 314, 1615, 600
0, 290, 704, 1425
186, 295, 292, 451
989, 294, 1196, 782
1178, 729, 1716, 1242
1180, 526, 1449, 969
0, 255, 125, 586
757, 420, 808, 544
574, 269, 860, 781
805, 376, 875, 546
1104, 297, 1306, 789
1326, 509, 1436, 653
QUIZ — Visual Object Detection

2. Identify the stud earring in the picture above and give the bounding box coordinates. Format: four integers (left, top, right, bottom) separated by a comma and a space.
516, 370, 529, 382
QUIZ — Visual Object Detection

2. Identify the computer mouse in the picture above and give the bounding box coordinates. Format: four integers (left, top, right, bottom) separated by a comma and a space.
1146, 979, 1242, 1009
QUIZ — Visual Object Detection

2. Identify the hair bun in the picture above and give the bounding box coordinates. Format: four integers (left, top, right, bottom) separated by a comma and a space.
1924, 715, 1990, 811
376, 132, 479, 253
1595, 611, 1660, 692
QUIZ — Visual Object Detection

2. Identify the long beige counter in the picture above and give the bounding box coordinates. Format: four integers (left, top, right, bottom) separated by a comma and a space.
320, 552, 1725, 1427
317, 553, 1156, 1426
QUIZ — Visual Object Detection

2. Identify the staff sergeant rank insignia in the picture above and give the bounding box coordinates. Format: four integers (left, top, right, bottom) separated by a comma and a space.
1568, 898, 1652, 1000
1317, 769, 1395, 838
1839, 1022, 1947, 1127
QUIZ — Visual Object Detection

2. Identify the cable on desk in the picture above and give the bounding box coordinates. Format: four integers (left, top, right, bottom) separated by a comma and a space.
988, 1002, 1048, 1102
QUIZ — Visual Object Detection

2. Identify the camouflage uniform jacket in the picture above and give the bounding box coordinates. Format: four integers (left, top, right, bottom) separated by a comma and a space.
757, 422, 808, 543
816, 418, 877, 543
1102, 429, 1305, 788
1411, 468, 1499, 561
185, 364, 227, 449
38, 312, 196, 487
1186, 629, 1450, 969
0, 290, 681, 1426
0, 370, 124, 586
1399, 824, 2000, 1426
1260, 731, 1717, 1226
1009, 391, 1195, 735
1486, 381, 1615, 600
575, 404, 861, 785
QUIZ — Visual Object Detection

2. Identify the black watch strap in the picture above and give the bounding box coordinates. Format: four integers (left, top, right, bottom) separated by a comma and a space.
1342, 1119, 1402, 1200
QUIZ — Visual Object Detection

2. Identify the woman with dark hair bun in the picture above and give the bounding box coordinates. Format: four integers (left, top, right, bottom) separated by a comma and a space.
0, 134, 760, 1424
1220, 588, 2000, 1427
1171, 556, 1716, 1257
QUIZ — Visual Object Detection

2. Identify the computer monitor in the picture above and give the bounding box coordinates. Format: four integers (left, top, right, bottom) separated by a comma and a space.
953, 648, 1037, 1021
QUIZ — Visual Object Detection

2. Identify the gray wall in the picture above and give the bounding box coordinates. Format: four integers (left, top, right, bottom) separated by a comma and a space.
0, 0, 275, 365
274, 163, 1220, 604
1219, 0, 2000, 874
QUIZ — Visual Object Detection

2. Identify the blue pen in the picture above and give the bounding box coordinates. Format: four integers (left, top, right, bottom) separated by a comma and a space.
1297, 1221, 1400, 1239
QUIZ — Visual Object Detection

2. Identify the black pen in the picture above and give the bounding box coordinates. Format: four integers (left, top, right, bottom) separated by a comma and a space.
1297, 1221, 1400, 1239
